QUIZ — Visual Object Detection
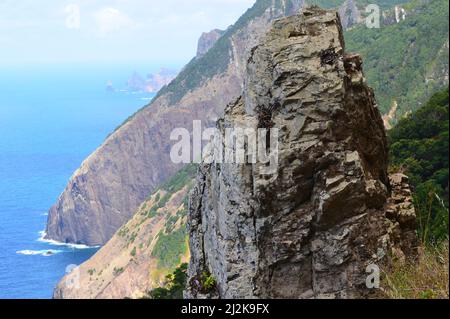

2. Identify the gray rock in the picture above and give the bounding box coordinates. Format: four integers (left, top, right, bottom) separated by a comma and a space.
185, 7, 417, 299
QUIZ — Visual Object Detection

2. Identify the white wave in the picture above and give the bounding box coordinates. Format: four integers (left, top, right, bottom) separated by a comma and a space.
16, 249, 62, 257
37, 231, 100, 250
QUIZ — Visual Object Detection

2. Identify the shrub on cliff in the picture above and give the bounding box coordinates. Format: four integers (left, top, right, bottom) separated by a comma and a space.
145, 263, 188, 299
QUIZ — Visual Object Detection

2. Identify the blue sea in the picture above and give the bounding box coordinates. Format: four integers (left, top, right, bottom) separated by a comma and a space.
0, 65, 156, 299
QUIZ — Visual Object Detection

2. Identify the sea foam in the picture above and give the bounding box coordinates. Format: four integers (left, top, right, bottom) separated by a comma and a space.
37, 231, 100, 250
16, 249, 62, 257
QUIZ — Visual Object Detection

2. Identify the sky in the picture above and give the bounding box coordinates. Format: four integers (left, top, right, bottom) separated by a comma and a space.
0, 0, 256, 68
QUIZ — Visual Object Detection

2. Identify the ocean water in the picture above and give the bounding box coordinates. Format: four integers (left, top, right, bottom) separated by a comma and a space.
0, 65, 155, 299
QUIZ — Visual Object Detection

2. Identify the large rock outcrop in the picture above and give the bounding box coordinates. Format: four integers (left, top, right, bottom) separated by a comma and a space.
186, 7, 417, 299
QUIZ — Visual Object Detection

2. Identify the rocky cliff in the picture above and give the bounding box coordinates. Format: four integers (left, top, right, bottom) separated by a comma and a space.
185, 7, 417, 299
53, 166, 195, 299
196, 29, 225, 58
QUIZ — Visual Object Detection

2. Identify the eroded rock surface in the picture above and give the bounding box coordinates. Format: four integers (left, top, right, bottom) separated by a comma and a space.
186, 7, 417, 299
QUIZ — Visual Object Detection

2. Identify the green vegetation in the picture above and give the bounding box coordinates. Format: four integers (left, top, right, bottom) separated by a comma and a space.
145, 263, 188, 299
345, 0, 449, 117
201, 271, 217, 291
140, 165, 196, 221
87, 269, 96, 276
152, 226, 188, 270
113, 267, 124, 276
118, 226, 129, 238
307, 0, 346, 8
160, 164, 197, 193
165, 206, 188, 233
157, 193, 172, 209
308, 0, 404, 9
382, 87, 449, 299
165, 215, 180, 234
129, 232, 137, 244
143, 202, 160, 219
389, 87, 449, 244
119, 165, 196, 277
188, 270, 218, 295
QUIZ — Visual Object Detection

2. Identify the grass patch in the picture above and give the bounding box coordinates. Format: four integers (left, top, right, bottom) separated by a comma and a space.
152, 227, 188, 270
383, 242, 449, 299
160, 164, 197, 193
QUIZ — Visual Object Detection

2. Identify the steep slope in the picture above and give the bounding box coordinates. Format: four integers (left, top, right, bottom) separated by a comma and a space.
45, 0, 307, 246
53, 166, 196, 299
345, 0, 449, 126
389, 87, 449, 244
186, 7, 417, 299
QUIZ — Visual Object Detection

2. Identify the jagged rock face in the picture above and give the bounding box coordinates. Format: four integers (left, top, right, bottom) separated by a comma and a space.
186, 7, 416, 299
45, 0, 306, 246
196, 29, 225, 58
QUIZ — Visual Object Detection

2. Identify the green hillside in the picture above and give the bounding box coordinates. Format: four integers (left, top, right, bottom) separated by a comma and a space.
345, 0, 449, 117
389, 87, 449, 244
308, 0, 405, 9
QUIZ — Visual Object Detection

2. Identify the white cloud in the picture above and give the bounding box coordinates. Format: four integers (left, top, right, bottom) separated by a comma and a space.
0, 0, 257, 66
94, 7, 135, 35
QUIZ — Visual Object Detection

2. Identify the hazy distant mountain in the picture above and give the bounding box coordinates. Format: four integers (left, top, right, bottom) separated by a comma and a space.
196, 29, 225, 58
126, 68, 178, 93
